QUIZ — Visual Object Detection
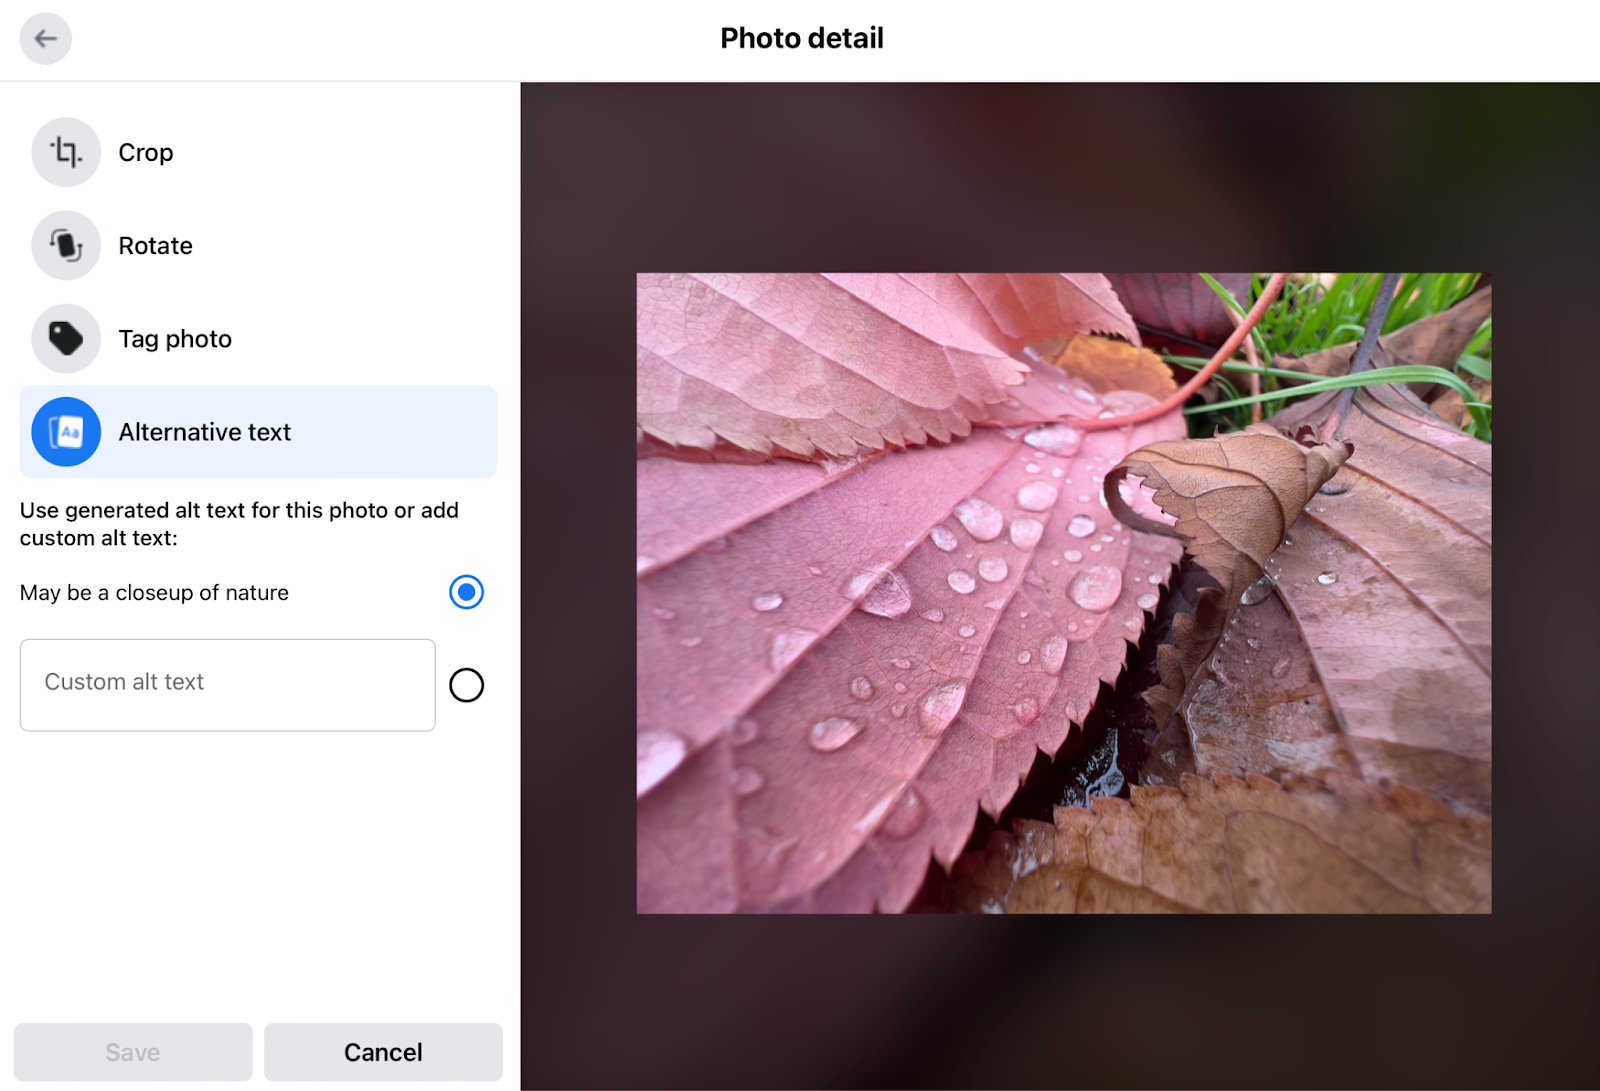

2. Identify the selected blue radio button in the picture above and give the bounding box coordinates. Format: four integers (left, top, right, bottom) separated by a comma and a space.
449, 574, 484, 610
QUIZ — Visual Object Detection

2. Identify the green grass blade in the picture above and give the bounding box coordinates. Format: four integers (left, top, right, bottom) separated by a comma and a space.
1198, 273, 1271, 362
1181, 365, 1479, 415
1463, 317, 1492, 357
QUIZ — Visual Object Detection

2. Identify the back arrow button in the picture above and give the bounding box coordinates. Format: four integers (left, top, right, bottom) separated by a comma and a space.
20, 14, 72, 64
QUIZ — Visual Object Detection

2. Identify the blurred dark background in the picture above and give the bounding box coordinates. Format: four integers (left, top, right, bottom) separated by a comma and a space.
526, 85, 1597, 1088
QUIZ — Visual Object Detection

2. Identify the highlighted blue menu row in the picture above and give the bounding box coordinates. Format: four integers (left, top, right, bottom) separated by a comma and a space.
21, 386, 496, 478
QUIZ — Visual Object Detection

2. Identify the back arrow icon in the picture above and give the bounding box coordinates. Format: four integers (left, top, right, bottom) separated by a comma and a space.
34, 29, 57, 47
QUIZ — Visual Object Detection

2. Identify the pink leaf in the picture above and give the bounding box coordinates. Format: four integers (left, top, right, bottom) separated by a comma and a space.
891, 273, 1141, 354
638, 337, 1187, 912
636, 273, 1138, 459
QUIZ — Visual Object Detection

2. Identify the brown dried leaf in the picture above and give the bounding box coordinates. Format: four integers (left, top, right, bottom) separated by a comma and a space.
1257, 382, 1492, 814
1143, 370, 1492, 817
1031, 334, 1179, 400
953, 772, 1490, 914
1143, 580, 1357, 792
1101, 423, 1352, 732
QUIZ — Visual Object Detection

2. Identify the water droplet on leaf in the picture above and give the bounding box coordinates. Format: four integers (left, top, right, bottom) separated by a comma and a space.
930, 525, 958, 552
1317, 571, 1338, 585
637, 730, 687, 796
769, 629, 818, 672
918, 681, 968, 737
728, 717, 759, 746
849, 676, 874, 701
730, 766, 765, 796
1039, 633, 1068, 674
978, 555, 1009, 583
948, 569, 976, 595
920, 607, 945, 623
678, 635, 703, 648
652, 606, 676, 621
1008, 696, 1040, 726
879, 787, 927, 840
1067, 514, 1096, 538
1240, 574, 1275, 606
752, 591, 784, 612
958, 624, 976, 638
1069, 565, 1122, 612
809, 716, 865, 752
1009, 518, 1044, 550
860, 571, 913, 618
1025, 462, 1041, 474
1137, 592, 1158, 610
1016, 649, 1032, 665
953, 497, 1004, 541
1271, 656, 1291, 679
1024, 423, 1083, 456
1063, 548, 1083, 562
843, 569, 883, 599
1247, 637, 1262, 650
1016, 482, 1059, 511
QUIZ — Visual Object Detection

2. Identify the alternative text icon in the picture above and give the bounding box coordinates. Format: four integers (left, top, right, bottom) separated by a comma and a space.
31, 396, 102, 467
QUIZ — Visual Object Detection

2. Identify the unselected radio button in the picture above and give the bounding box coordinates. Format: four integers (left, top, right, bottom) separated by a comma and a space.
449, 668, 483, 703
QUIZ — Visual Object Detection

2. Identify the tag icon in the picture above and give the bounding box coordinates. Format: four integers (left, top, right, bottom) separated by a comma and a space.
48, 320, 83, 355
48, 415, 83, 449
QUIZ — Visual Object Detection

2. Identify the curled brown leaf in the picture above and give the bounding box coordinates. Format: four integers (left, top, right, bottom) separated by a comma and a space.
1101, 423, 1352, 731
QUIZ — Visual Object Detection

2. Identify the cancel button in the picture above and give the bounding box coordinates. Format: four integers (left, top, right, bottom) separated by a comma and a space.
265, 1024, 500, 1081
345, 1041, 421, 1063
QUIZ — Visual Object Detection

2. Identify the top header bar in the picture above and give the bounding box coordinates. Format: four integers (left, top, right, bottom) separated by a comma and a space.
5, 0, 1594, 81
